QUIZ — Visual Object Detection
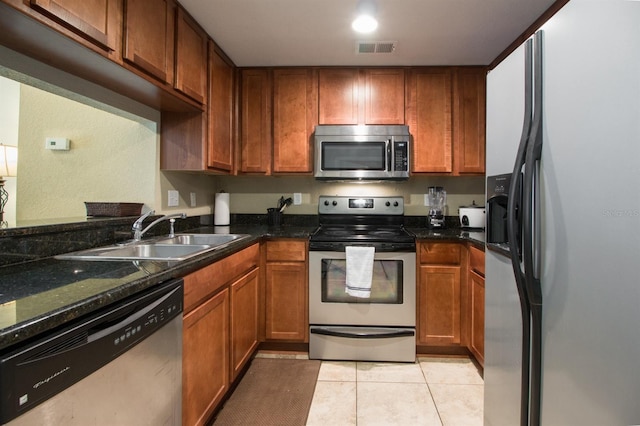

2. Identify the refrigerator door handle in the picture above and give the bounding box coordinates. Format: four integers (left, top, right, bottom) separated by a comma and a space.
507, 37, 534, 426
523, 29, 544, 426
523, 31, 544, 308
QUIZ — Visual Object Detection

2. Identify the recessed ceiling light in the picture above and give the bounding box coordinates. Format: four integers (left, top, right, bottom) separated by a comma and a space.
352, 14, 378, 33
352, 0, 378, 34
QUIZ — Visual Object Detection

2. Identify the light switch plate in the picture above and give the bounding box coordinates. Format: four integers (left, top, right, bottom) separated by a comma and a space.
168, 190, 179, 207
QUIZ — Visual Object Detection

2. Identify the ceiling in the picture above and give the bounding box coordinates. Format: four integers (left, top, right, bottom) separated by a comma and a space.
179, 0, 559, 67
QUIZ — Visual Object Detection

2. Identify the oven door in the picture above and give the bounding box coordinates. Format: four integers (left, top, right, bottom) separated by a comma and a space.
308, 250, 416, 327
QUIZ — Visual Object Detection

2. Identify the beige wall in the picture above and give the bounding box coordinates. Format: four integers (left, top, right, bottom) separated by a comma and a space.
14, 84, 217, 222
216, 175, 485, 218
0, 76, 19, 223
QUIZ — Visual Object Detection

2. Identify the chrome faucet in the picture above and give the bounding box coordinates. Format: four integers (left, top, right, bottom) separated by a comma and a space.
132, 211, 187, 241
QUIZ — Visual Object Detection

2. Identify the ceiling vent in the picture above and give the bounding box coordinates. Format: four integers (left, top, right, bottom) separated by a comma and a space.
356, 41, 397, 54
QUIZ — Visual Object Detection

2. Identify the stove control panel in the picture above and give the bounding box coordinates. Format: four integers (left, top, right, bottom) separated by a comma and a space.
318, 196, 404, 215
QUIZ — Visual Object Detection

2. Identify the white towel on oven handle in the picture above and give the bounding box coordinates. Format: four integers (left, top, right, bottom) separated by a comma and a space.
345, 246, 375, 298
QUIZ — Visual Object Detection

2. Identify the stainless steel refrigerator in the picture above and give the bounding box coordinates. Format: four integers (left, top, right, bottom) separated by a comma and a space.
484, 0, 640, 425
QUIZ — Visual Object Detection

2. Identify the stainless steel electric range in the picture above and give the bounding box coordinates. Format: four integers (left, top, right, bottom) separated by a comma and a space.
308, 196, 416, 362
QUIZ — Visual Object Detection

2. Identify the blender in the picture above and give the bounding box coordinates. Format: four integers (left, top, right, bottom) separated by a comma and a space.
427, 186, 447, 229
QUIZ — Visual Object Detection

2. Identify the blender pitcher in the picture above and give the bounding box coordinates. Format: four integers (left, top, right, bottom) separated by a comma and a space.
427, 186, 447, 229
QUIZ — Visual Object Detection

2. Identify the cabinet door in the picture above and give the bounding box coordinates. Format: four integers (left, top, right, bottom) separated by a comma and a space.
272, 68, 318, 173
208, 44, 235, 172
30, 0, 120, 51
364, 68, 405, 124
265, 262, 308, 341
453, 67, 486, 174
318, 68, 360, 125
407, 68, 453, 172
123, 0, 174, 84
183, 289, 229, 426
469, 271, 485, 367
174, 7, 207, 104
240, 69, 272, 173
418, 265, 461, 345
230, 268, 259, 380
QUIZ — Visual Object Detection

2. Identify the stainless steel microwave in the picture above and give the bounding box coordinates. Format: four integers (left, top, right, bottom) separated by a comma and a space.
314, 125, 411, 180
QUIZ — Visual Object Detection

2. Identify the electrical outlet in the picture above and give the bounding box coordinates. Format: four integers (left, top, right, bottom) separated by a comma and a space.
293, 193, 302, 205
190, 192, 197, 207
424, 194, 429, 206
168, 190, 179, 207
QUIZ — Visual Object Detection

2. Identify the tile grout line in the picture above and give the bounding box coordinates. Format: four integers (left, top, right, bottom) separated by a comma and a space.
420, 359, 446, 426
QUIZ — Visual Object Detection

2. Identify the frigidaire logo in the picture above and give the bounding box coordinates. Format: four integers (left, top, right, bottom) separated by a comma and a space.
33, 366, 70, 389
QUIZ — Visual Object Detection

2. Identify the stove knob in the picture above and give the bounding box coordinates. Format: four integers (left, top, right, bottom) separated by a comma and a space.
394, 201, 399, 207
324, 200, 330, 206
385, 201, 391, 207
332, 201, 338, 206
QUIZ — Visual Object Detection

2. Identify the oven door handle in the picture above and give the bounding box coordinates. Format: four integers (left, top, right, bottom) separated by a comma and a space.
310, 327, 415, 339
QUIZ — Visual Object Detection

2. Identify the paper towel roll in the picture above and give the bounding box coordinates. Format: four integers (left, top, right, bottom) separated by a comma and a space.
214, 192, 230, 225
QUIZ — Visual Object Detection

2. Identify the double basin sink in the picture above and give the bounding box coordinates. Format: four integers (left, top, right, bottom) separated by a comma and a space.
55, 234, 251, 262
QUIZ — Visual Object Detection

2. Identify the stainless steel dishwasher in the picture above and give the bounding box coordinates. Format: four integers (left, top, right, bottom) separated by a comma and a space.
0, 279, 183, 425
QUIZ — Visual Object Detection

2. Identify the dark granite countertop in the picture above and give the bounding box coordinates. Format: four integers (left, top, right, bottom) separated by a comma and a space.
0, 220, 483, 352
407, 227, 486, 248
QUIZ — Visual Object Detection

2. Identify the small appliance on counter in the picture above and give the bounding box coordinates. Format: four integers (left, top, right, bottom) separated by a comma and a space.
459, 201, 486, 229
426, 186, 447, 229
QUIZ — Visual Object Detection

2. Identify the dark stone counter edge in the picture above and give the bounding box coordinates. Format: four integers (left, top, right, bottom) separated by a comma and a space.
0, 224, 484, 352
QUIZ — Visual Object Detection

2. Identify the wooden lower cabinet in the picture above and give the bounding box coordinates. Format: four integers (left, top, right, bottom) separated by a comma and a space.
417, 241, 486, 367
265, 262, 307, 341
230, 268, 259, 380
264, 239, 308, 342
182, 243, 259, 425
468, 244, 485, 366
183, 288, 229, 426
469, 270, 485, 366
418, 264, 462, 345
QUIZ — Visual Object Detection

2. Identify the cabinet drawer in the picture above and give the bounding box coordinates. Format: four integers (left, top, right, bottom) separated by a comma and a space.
184, 244, 259, 312
266, 240, 307, 262
419, 242, 461, 265
469, 245, 485, 277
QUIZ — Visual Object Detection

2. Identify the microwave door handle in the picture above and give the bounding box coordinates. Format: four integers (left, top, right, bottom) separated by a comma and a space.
387, 140, 392, 171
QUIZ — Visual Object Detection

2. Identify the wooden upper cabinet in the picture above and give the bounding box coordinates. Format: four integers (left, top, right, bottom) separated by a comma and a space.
318, 68, 360, 125
123, 0, 175, 84
30, 0, 121, 52
174, 6, 207, 104
272, 68, 318, 174
240, 69, 272, 174
407, 68, 453, 173
453, 67, 486, 174
318, 68, 405, 125
364, 68, 405, 124
208, 43, 235, 172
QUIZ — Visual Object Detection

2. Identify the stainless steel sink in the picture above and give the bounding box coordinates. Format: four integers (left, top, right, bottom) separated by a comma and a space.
157, 233, 246, 246
54, 234, 251, 262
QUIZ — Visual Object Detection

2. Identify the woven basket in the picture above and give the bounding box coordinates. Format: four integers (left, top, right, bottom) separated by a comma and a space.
85, 202, 143, 217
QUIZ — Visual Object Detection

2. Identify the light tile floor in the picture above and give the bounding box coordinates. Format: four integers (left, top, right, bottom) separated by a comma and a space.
305, 357, 484, 426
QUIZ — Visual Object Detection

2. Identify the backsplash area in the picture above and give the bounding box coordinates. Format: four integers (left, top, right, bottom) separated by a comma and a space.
215, 175, 485, 217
